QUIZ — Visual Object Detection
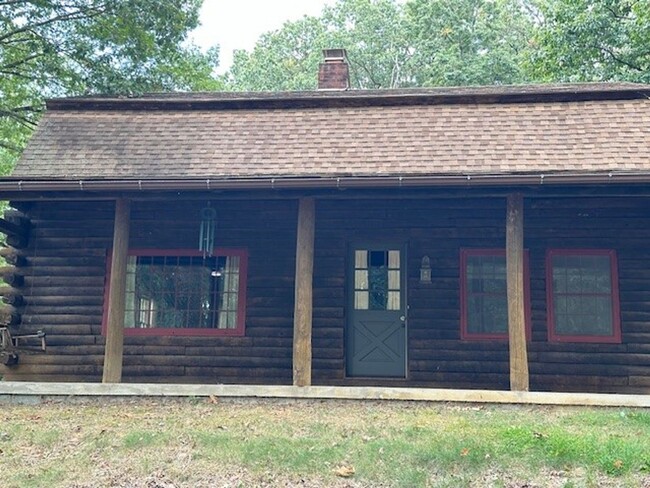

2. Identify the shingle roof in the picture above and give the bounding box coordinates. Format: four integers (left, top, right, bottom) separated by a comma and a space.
12, 83, 650, 183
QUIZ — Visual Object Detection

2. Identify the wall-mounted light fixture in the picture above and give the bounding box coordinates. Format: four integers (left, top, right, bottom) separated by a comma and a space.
420, 255, 432, 284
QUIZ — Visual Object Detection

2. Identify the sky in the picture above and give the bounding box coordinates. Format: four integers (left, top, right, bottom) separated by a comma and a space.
190, 0, 336, 73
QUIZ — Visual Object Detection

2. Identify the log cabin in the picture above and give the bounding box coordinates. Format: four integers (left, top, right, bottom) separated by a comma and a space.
1, 50, 649, 394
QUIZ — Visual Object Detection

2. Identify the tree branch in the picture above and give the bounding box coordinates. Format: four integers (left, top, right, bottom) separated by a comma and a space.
1, 52, 43, 72
0, 69, 32, 80
0, 140, 23, 153
0, 4, 107, 44
0, 109, 39, 128
597, 45, 645, 72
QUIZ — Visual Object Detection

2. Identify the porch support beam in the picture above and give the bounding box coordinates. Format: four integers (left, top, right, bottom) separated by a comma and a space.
506, 193, 529, 391
293, 197, 315, 387
102, 198, 131, 383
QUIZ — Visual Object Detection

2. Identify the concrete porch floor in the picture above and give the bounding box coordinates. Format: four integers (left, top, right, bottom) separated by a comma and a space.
0, 382, 648, 407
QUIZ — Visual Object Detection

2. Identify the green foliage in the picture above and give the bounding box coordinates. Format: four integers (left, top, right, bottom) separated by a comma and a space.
226, 0, 650, 91
407, 0, 535, 86
227, 16, 329, 91
227, 0, 413, 90
529, 0, 650, 83
225, 0, 535, 91
0, 0, 221, 173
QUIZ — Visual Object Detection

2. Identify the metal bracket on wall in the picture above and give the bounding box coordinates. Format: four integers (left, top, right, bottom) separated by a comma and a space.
0, 327, 46, 366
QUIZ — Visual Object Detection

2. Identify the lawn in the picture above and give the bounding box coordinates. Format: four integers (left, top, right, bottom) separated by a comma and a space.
1, 398, 649, 487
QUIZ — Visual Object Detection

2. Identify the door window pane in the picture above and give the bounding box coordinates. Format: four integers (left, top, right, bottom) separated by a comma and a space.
355, 270, 369, 290
354, 248, 401, 311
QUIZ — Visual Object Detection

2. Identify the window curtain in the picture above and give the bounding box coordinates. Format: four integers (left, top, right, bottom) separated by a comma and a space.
217, 256, 240, 329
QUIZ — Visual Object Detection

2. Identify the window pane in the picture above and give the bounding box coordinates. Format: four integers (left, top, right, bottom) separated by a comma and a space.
464, 253, 509, 336
124, 254, 240, 330
355, 270, 368, 290
388, 250, 400, 268
355, 291, 369, 310
387, 291, 400, 310
551, 252, 615, 338
388, 270, 400, 290
468, 295, 507, 334
368, 258, 388, 310
369, 290, 387, 310
355, 250, 367, 269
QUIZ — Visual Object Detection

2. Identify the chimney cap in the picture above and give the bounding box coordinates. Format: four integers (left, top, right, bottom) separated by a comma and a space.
322, 48, 348, 62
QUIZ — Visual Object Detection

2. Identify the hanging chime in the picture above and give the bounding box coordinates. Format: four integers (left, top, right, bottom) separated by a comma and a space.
198, 204, 217, 258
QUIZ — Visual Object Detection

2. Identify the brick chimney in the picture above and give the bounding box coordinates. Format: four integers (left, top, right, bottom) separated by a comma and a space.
318, 49, 350, 90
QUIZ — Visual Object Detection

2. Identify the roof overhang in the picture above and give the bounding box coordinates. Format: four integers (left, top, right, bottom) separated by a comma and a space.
2, 171, 650, 198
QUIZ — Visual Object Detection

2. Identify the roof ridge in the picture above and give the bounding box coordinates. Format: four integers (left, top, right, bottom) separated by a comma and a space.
46, 82, 650, 111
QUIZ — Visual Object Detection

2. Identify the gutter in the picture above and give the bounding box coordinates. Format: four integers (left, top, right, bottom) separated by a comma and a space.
0, 172, 649, 194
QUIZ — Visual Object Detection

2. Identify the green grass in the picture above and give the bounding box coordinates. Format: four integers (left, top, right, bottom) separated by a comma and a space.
0, 400, 649, 487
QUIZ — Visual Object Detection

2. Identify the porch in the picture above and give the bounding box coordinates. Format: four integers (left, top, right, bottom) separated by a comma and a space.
2, 187, 650, 394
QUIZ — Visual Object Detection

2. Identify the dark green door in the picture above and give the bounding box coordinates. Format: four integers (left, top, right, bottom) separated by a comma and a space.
346, 247, 406, 378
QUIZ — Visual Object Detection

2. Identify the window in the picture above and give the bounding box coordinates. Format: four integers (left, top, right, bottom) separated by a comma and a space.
546, 249, 621, 343
460, 249, 531, 341
353, 249, 401, 311
104, 249, 247, 336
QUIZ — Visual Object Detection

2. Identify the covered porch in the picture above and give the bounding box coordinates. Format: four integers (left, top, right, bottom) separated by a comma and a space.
2, 184, 648, 394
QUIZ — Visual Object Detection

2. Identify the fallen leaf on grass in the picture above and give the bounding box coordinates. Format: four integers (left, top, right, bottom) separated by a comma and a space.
208, 395, 219, 404
334, 465, 355, 478
460, 448, 470, 457
613, 459, 624, 469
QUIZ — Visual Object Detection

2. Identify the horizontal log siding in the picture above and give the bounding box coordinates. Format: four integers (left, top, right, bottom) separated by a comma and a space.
2, 199, 297, 384
311, 197, 650, 393
3, 194, 650, 393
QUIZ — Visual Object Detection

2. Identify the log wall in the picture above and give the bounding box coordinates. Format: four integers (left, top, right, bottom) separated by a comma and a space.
2, 199, 298, 384
311, 196, 650, 393
2, 193, 649, 393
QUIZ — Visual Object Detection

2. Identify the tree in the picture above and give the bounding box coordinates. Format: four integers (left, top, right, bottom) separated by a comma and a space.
0, 0, 221, 172
528, 0, 650, 83
225, 0, 535, 91
227, 0, 413, 91
406, 0, 535, 86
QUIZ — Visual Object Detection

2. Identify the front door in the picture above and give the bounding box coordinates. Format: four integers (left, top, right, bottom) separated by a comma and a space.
346, 246, 406, 378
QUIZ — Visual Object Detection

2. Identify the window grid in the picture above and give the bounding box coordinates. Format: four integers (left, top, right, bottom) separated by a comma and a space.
105, 249, 247, 337
354, 249, 400, 311
460, 249, 531, 341
546, 249, 621, 343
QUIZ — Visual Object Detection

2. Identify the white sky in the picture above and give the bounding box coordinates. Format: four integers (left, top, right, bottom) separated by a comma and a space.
190, 0, 336, 73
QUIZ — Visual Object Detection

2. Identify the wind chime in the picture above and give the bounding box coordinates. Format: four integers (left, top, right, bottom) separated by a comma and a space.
198, 203, 217, 258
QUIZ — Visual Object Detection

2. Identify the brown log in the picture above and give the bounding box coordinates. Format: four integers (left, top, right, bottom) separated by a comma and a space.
506, 193, 529, 392
0, 269, 23, 287
5, 234, 28, 249
0, 217, 28, 238
0, 247, 26, 266
102, 198, 130, 383
0, 307, 20, 326
293, 197, 315, 387
2, 294, 23, 306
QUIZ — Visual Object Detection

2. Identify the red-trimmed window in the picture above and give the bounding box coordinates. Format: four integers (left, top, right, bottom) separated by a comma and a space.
546, 249, 621, 343
103, 249, 247, 337
460, 249, 531, 341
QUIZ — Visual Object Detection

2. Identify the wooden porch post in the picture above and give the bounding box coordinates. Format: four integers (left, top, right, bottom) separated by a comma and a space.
102, 198, 131, 383
293, 197, 315, 387
506, 193, 529, 391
